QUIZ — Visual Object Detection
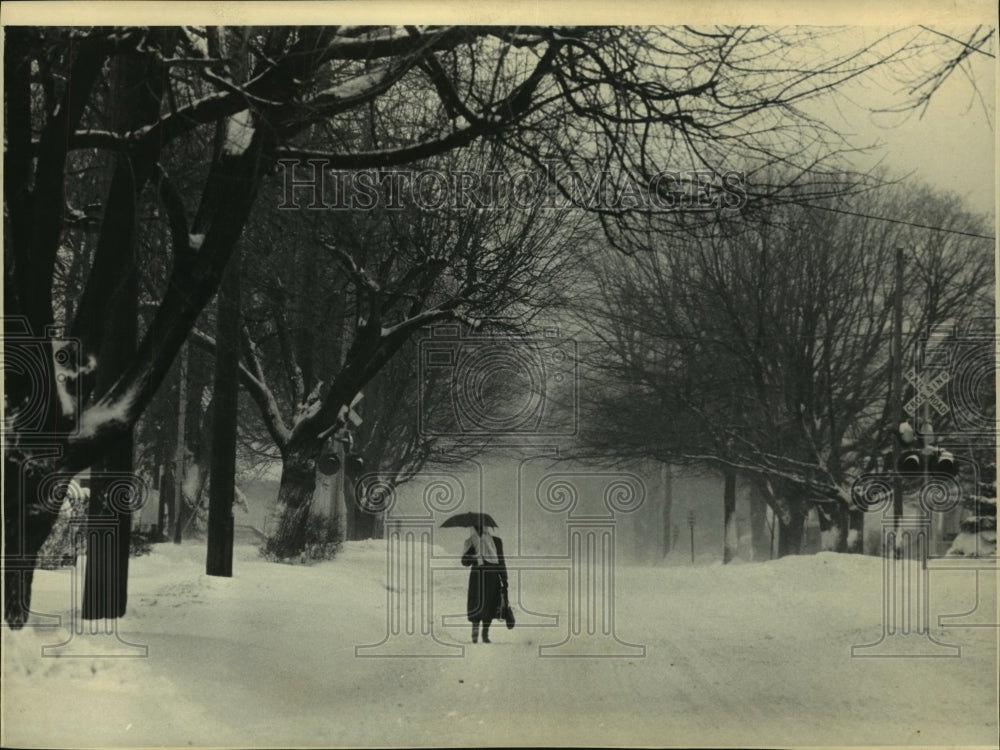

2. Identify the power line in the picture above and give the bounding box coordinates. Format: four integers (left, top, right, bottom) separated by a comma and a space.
917, 25, 996, 59
804, 202, 996, 241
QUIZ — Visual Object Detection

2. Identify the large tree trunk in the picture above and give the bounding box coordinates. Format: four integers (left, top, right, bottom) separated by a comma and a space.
847, 508, 865, 554
266, 333, 420, 553
344, 486, 383, 540
267, 447, 322, 559
661, 462, 673, 556
749, 480, 772, 561
206, 245, 241, 577
81, 275, 137, 619
81, 197, 138, 619
834, 503, 850, 552
777, 500, 808, 557
176, 387, 215, 538
78, 40, 162, 620
172, 344, 189, 543
82, 439, 134, 620
158, 465, 174, 542
80, 237, 138, 617
816, 502, 849, 553
3, 457, 62, 628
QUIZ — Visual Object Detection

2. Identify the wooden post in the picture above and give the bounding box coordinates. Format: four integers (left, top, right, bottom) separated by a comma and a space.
749, 480, 771, 560
723, 469, 737, 563
206, 244, 241, 577
329, 442, 345, 542
688, 510, 696, 564
892, 246, 904, 545
661, 462, 672, 556
173, 343, 188, 545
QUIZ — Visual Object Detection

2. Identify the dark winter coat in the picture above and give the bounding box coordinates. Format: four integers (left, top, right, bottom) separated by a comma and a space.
462, 535, 509, 623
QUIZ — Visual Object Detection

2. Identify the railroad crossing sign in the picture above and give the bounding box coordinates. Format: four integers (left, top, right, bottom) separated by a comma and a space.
903, 368, 950, 417
347, 391, 364, 427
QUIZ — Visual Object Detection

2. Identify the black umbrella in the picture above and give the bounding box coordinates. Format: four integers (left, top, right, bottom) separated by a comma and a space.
440, 512, 498, 529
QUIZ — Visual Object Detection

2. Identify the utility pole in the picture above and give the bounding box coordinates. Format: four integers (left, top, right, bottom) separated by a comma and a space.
661, 461, 672, 556
173, 342, 188, 544
329, 439, 345, 541
206, 244, 241, 577
688, 510, 696, 564
723, 469, 737, 563
891, 246, 905, 542
327, 311, 353, 543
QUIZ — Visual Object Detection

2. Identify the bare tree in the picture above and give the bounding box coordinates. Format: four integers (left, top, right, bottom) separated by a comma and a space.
340, 332, 517, 541
5, 24, 964, 625
880, 25, 995, 117
571, 180, 993, 556
228, 140, 585, 557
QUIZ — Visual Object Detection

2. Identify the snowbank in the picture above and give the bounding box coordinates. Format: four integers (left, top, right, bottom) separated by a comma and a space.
3, 543, 997, 748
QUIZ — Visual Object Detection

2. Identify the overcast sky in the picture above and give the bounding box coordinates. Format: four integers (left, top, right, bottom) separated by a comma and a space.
817, 27, 996, 218
2, 3, 995, 219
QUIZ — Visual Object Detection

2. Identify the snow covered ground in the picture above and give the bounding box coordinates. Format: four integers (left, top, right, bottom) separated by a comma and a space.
3, 540, 997, 748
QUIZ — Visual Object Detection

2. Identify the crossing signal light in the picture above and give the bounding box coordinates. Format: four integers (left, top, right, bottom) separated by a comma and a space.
345, 453, 365, 477
894, 422, 959, 476
318, 444, 341, 476
895, 445, 959, 476
934, 450, 958, 477
898, 450, 924, 474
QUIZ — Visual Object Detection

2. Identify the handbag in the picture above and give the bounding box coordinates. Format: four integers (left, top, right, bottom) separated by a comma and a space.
498, 589, 515, 630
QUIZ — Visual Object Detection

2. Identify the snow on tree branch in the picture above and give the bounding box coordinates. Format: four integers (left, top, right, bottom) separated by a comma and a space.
190, 328, 291, 449
320, 240, 381, 294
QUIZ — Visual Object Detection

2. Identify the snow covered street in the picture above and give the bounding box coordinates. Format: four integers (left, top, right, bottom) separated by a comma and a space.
3, 540, 997, 748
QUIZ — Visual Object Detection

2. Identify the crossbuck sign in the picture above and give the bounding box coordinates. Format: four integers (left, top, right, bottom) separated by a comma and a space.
903, 368, 950, 417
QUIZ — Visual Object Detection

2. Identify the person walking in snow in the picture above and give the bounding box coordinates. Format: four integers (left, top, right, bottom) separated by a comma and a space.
462, 524, 509, 643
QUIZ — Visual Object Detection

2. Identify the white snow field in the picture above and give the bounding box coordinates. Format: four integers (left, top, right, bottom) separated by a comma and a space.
3, 540, 997, 748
